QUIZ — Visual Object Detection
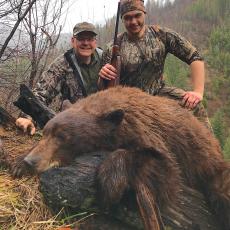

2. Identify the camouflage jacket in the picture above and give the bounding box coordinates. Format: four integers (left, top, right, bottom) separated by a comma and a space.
102, 25, 204, 94
33, 48, 102, 109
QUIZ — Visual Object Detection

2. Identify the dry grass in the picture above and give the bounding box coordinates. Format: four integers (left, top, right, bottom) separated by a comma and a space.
0, 172, 57, 230
0, 127, 80, 230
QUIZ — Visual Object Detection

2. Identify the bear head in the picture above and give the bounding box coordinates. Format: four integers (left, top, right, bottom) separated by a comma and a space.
24, 106, 126, 173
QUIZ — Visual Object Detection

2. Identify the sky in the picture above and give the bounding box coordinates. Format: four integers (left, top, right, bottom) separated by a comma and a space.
62, 0, 174, 33
62, 0, 119, 33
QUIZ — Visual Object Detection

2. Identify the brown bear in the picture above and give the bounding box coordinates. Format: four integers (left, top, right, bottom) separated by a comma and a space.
12, 86, 230, 230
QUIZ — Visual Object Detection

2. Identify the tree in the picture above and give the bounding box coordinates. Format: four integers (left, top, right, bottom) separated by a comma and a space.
23, 0, 66, 87
0, 0, 69, 112
223, 134, 230, 159
0, 0, 37, 61
208, 21, 230, 77
211, 109, 226, 148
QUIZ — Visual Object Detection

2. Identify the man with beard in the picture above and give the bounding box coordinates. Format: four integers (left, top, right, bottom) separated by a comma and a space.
16, 22, 102, 135
98, 0, 211, 130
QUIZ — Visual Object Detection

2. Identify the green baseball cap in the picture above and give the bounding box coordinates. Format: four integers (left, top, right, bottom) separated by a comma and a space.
73, 22, 97, 36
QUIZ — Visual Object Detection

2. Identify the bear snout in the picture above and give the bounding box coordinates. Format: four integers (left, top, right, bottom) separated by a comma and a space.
24, 154, 43, 170
24, 156, 37, 168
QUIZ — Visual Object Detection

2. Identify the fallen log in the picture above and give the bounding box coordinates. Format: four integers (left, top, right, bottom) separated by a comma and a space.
39, 152, 221, 230
13, 84, 55, 128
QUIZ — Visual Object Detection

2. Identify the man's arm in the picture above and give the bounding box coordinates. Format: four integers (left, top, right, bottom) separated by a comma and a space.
182, 60, 205, 109
16, 54, 67, 134
162, 27, 205, 109
32, 55, 67, 105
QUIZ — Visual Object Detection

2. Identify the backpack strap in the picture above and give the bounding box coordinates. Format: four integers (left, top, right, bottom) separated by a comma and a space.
96, 47, 103, 60
150, 25, 167, 45
64, 49, 87, 97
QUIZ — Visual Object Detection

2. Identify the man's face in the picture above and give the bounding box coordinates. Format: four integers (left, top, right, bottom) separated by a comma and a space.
122, 10, 145, 36
71, 31, 97, 57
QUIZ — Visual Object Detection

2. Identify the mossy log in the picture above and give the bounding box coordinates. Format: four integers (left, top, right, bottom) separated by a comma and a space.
39, 152, 221, 230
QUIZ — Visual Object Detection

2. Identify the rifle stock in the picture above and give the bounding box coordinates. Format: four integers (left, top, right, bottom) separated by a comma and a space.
107, 45, 121, 88
105, 1, 121, 89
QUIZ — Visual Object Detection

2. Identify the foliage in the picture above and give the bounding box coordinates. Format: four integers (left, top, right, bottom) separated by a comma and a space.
210, 76, 228, 97
208, 22, 230, 77
0, 56, 33, 113
223, 134, 230, 159
0, 56, 31, 81
211, 109, 226, 148
164, 54, 190, 90
188, 0, 230, 23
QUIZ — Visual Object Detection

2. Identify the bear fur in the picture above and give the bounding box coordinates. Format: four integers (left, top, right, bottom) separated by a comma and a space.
15, 86, 230, 230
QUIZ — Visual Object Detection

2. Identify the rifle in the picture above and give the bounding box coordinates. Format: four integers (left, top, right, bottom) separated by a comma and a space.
105, 1, 121, 88
13, 84, 56, 128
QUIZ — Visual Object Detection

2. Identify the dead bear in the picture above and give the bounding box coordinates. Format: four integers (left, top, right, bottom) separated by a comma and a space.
12, 86, 230, 230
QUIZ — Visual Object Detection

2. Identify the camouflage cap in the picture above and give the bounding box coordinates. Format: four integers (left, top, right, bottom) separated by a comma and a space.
120, 0, 146, 18
73, 22, 97, 36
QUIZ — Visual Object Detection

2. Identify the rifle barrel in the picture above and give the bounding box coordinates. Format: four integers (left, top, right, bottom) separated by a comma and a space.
113, 1, 121, 46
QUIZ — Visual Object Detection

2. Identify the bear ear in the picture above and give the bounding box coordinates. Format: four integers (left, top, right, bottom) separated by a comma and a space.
61, 100, 72, 111
102, 109, 124, 125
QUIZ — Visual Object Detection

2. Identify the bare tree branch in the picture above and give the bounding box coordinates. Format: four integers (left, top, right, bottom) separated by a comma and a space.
0, 0, 37, 60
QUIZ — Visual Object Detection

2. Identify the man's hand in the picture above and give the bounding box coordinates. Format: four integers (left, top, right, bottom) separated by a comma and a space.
99, 63, 118, 81
15, 118, 36, 135
181, 91, 203, 109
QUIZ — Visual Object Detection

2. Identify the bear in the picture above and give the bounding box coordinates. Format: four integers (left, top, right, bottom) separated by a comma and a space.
0, 139, 2, 152
12, 86, 230, 230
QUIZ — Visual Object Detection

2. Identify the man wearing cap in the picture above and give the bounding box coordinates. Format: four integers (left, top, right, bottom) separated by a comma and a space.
16, 22, 102, 135
98, 0, 211, 129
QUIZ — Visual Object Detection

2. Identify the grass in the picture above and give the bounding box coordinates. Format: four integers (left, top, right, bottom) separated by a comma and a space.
0, 171, 94, 229
0, 172, 53, 229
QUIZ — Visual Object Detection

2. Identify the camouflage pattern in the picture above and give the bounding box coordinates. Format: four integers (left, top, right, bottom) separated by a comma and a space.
102, 25, 212, 129
73, 22, 97, 36
120, 0, 146, 17
33, 48, 101, 110
102, 25, 203, 93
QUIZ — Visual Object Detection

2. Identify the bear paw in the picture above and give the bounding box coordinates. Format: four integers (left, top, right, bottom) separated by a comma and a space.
10, 154, 35, 178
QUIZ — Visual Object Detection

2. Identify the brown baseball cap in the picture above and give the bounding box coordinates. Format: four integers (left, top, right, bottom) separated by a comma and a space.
120, 0, 146, 18
73, 22, 97, 36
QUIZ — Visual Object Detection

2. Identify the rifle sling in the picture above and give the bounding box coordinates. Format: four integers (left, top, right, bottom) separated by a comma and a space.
64, 50, 87, 97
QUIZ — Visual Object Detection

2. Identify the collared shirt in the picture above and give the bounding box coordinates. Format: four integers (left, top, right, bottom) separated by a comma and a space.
33, 48, 101, 109
76, 53, 100, 95
102, 25, 203, 93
